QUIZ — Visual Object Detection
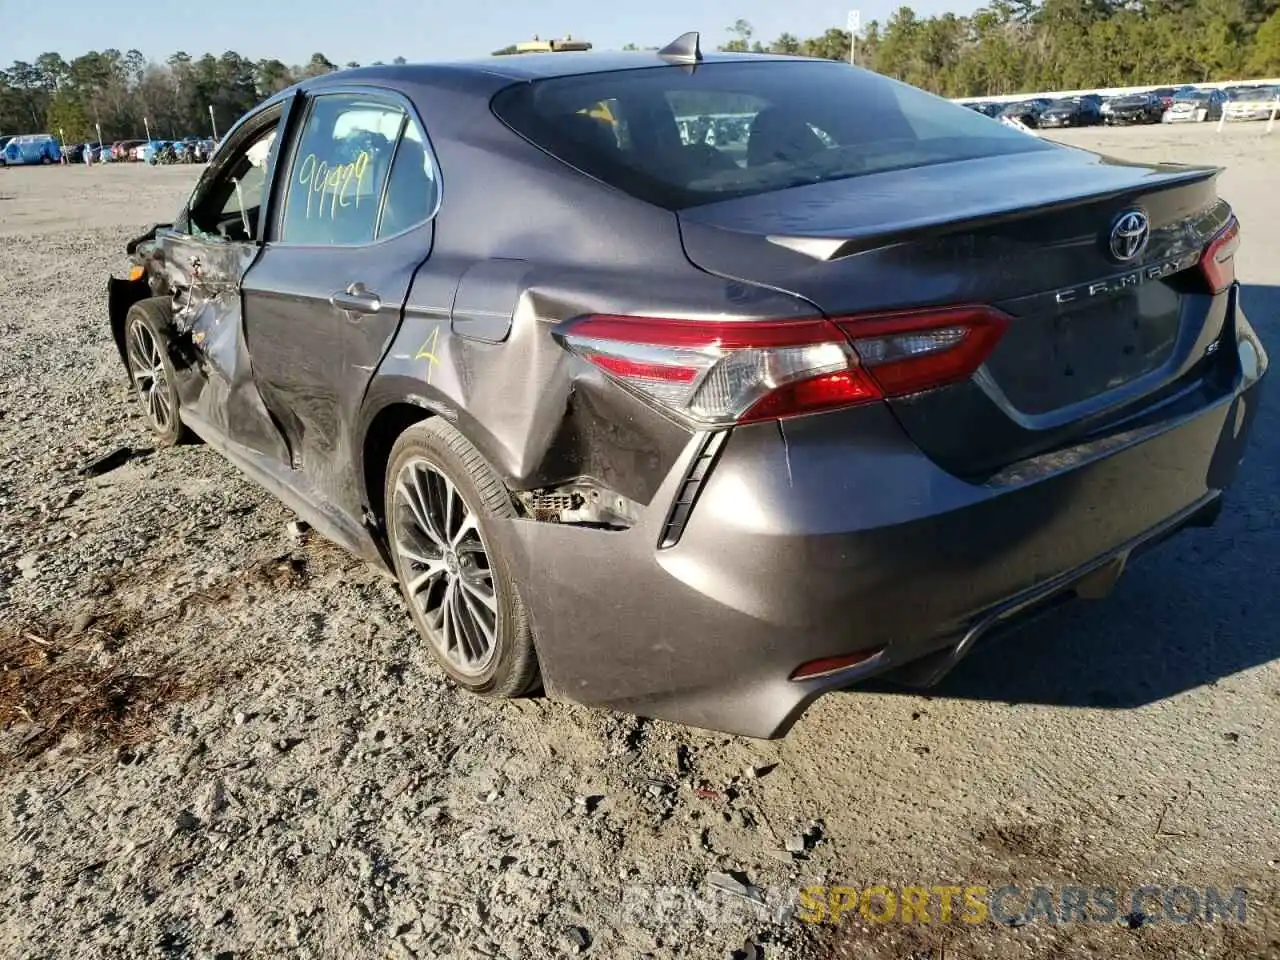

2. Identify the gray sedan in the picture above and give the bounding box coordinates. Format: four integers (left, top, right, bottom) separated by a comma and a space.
106, 36, 1268, 737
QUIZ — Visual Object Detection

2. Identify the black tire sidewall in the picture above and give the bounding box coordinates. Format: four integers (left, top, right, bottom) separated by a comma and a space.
124, 301, 184, 447
384, 420, 536, 697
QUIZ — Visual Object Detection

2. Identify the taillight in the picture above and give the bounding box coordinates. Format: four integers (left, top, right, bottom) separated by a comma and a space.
836, 305, 1009, 397
1200, 217, 1239, 294
557, 315, 878, 425
556, 305, 1009, 426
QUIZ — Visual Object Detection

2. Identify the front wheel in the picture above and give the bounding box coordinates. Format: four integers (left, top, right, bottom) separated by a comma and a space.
385, 420, 539, 698
123, 300, 187, 446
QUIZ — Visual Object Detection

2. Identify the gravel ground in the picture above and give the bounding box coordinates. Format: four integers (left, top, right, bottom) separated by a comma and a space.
1, 124, 1278, 960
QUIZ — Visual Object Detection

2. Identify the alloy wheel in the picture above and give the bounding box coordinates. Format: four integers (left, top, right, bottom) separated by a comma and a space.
127, 318, 174, 433
392, 457, 499, 677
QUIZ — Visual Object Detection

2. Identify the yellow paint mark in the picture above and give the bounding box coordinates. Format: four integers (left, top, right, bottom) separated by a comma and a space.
414, 324, 442, 384
579, 100, 616, 125
297, 149, 371, 221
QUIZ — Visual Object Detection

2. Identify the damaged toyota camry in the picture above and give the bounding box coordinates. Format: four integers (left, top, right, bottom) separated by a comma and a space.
106, 35, 1267, 738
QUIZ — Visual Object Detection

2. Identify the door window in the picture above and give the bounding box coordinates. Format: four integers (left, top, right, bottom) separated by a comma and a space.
375, 117, 440, 239
279, 95, 404, 245
189, 119, 280, 242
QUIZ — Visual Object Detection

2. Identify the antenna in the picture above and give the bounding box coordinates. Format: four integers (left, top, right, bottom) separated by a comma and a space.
659, 31, 703, 64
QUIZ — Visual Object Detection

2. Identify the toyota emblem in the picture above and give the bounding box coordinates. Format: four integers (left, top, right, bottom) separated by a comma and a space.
1109, 210, 1150, 262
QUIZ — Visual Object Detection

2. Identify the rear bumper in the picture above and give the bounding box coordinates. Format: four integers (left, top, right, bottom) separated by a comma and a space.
500, 295, 1267, 739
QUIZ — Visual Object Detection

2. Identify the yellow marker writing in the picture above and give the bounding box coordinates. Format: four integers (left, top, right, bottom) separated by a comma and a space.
297, 150, 371, 220
414, 325, 442, 384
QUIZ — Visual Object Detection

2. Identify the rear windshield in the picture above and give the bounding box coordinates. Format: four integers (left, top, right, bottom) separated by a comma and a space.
491, 60, 1051, 209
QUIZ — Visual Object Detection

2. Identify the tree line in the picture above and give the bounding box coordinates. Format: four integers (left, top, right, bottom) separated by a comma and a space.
714, 0, 1280, 96
0, 51, 409, 144
4, 0, 1280, 142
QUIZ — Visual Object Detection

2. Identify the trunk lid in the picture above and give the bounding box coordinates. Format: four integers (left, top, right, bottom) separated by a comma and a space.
677, 147, 1235, 478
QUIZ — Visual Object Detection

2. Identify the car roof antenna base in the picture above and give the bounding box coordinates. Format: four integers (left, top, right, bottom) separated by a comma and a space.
659, 31, 703, 65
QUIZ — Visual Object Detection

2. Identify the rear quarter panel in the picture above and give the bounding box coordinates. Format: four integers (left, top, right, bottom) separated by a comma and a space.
359, 78, 817, 509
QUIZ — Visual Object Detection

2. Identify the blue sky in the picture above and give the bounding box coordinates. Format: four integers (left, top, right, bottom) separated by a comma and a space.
2, 0, 985, 66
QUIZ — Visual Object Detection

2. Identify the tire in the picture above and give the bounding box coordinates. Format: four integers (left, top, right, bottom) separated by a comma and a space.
123, 299, 188, 447
384, 419, 539, 698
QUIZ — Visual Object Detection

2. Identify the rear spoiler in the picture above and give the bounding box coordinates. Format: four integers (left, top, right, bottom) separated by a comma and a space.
765, 165, 1222, 262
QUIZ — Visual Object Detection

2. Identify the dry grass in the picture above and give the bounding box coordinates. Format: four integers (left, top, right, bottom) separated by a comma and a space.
0, 537, 360, 771
0, 608, 198, 768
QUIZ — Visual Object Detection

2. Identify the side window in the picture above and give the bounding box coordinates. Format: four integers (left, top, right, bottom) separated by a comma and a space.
278, 95, 404, 245
189, 119, 280, 242
376, 116, 440, 239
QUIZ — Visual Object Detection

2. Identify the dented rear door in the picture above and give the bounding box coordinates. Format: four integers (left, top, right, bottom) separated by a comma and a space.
240, 87, 439, 521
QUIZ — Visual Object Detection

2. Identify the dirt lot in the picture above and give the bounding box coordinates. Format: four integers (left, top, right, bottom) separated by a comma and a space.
1, 123, 1278, 960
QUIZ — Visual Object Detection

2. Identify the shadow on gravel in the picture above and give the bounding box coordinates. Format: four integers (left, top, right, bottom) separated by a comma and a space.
866, 284, 1280, 711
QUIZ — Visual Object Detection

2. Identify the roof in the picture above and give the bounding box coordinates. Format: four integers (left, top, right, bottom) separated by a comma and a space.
304, 49, 803, 89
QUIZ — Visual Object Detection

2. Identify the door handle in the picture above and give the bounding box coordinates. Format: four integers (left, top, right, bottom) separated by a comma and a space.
330, 282, 382, 315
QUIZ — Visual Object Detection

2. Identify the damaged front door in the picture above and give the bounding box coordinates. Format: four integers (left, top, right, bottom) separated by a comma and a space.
164, 104, 291, 463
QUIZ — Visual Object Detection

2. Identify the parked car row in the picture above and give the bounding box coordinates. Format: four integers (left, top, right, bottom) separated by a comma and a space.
86, 137, 216, 163
1, 134, 217, 167
964, 83, 1280, 128
143, 138, 217, 164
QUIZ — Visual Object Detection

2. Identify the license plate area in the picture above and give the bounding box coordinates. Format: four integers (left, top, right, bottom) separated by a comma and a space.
985, 286, 1182, 415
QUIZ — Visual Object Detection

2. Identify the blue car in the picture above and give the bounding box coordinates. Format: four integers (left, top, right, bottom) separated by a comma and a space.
2, 134, 62, 165
142, 140, 171, 164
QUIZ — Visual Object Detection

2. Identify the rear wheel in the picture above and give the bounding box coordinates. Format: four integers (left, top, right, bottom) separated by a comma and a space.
385, 420, 539, 698
123, 300, 186, 446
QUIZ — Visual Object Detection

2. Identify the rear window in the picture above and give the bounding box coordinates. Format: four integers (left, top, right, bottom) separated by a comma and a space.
491, 60, 1050, 209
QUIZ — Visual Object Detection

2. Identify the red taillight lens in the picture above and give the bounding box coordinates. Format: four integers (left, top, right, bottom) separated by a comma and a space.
1200, 217, 1239, 295
836, 305, 1010, 397
740, 369, 881, 423
559, 315, 873, 425
557, 306, 1009, 426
